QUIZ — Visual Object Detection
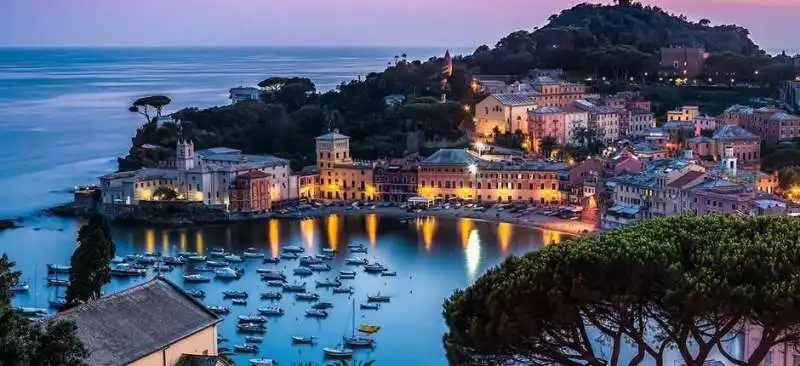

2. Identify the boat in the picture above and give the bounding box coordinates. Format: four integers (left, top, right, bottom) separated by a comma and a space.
163, 256, 185, 265
309, 263, 331, 272
262, 257, 280, 264
347, 242, 365, 248
47, 278, 70, 286
357, 324, 381, 334
184, 274, 211, 283
364, 263, 387, 273
215, 267, 241, 279
260, 271, 286, 281
256, 268, 279, 274
299, 255, 323, 265
186, 289, 205, 298
360, 303, 380, 310
217, 336, 228, 343
10, 281, 29, 293
47, 264, 71, 274
332, 287, 353, 294
232, 299, 248, 305
110, 256, 125, 264
266, 280, 285, 287
323, 347, 353, 358
209, 251, 229, 258
321, 248, 336, 254
368, 294, 391, 302
345, 257, 368, 265
282, 245, 304, 253
237, 323, 266, 333
350, 246, 367, 254
260, 291, 283, 300
154, 264, 173, 272
338, 273, 356, 280
48, 298, 67, 309
381, 271, 397, 277
291, 335, 315, 344
207, 306, 230, 314
224, 254, 243, 263
296, 292, 320, 301
223, 290, 248, 298
343, 299, 376, 348
282, 283, 306, 292
178, 251, 198, 257
293, 267, 313, 276
187, 255, 207, 262
244, 336, 263, 343
248, 359, 276, 366
192, 265, 214, 272
339, 270, 357, 277
135, 256, 156, 265
312, 301, 334, 309
16, 307, 48, 316
315, 279, 341, 288
280, 252, 299, 260
243, 251, 264, 259
314, 253, 334, 261
206, 260, 228, 268
257, 307, 284, 316
233, 344, 259, 353
305, 309, 329, 318
238, 315, 267, 323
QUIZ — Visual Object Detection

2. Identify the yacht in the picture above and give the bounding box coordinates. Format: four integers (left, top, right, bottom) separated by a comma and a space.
224, 254, 243, 263
293, 267, 313, 276
257, 307, 284, 316
237, 315, 267, 323
260, 291, 283, 300
214, 268, 240, 279
295, 292, 320, 301
345, 257, 368, 265
282, 245, 304, 253
183, 274, 211, 283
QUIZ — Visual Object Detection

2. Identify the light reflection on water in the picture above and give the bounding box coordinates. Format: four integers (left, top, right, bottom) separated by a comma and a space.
1, 214, 564, 365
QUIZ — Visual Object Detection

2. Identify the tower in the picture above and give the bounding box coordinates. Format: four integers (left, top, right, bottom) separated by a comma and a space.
176, 140, 195, 171
441, 49, 453, 103
722, 144, 737, 176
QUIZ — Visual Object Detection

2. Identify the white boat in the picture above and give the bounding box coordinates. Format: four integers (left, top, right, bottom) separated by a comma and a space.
178, 251, 198, 257
224, 254, 243, 263
238, 315, 267, 323
249, 359, 276, 366
244, 335, 263, 343
223, 290, 248, 298
163, 256, 185, 265
293, 267, 313, 276
110, 256, 125, 264
296, 292, 320, 301
350, 246, 367, 253
280, 252, 299, 260
299, 255, 323, 265
282, 283, 306, 292
368, 293, 391, 302
321, 248, 336, 254
315, 253, 334, 260
305, 309, 329, 318
183, 274, 211, 283
232, 298, 248, 305
292, 335, 315, 344
309, 263, 331, 272
187, 255, 207, 262
47, 264, 71, 273
257, 307, 284, 316
10, 281, 29, 293
47, 278, 70, 286
338, 273, 356, 280
186, 289, 205, 298
214, 268, 240, 279
243, 251, 264, 259
233, 344, 259, 353
315, 279, 341, 288
207, 306, 230, 314
323, 347, 353, 358
238, 323, 266, 333
345, 257, 368, 265
332, 287, 353, 294
266, 280, 285, 287
260, 292, 283, 300
206, 260, 228, 268
282, 245, 305, 253
364, 263, 387, 273
347, 243, 364, 248
260, 271, 287, 281
344, 335, 375, 348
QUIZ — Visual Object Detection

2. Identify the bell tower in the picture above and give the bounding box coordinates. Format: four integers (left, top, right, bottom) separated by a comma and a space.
176, 139, 195, 171
722, 144, 737, 176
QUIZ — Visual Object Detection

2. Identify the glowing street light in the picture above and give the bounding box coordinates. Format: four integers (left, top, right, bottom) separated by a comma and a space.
474, 141, 485, 153
467, 164, 478, 175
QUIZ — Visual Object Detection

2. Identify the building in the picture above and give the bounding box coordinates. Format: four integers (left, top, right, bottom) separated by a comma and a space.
177, 141, 290, 206
100, 168, 179, 205
780, 80, 800, 112
528, 106, 566, 149
417, 148, 565, 203
691, 182, 787, 216
659, 46, 707, 77
692, 115, 716, 135
529, 76, 586, 108
288, 167, 319, 200
624, 108, 656, 136
685, 136, 713, 158
471, 75, 513, 94
631, 141, 669, 161
720, 104, 754, 126
562, 102, 589, 145
176, 355, 232, 366
763, 111, 800, 144
229, 171, 270, 212
54, 277, 221, 366
665, 169, 707, 215
316, 130, 376, 201
711, 125, 760, 164
228, 87, 260, 104
666, 106, 700, 121
589, 105, 621, 143
474, 93, 538, 137
374, 157, 419, 202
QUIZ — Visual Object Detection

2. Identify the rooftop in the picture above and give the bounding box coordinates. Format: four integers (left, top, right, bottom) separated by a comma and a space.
663, 121, 694, 129
723, 104, 754, 115
421, 149, 481, 165
54, 277, 220, 366
201, 153, 288, 166
769, 112, 799, 121
532, 106, 563, 114
667, 170, 706, 188
713, 125, 759, 140
196, 147, 241, 156
100, 168, 177, 182
229, 87, 259, 94
236, 170, 270, 179
492, 93, 538, 106
633, 141, 667, 154
612, 171, 657, 188
315, 130, 350, 140
687, 136, 713, 144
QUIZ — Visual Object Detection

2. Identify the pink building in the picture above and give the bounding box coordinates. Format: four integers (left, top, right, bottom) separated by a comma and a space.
693, 115, 716, 136
528, 106, 567, 149
739, 323, 800, 365
764, 112, 800, 144
686, 136, 713, 158
693, 183, 754, 215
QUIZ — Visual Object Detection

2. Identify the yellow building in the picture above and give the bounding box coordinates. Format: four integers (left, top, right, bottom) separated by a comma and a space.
667, 106, 699, 121
54, 276, 221, 366
316, 130, 377, 201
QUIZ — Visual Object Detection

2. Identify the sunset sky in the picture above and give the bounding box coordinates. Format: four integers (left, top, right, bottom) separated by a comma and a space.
1, 0, 797, 51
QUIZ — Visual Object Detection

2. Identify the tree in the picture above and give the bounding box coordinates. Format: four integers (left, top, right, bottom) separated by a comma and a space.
64, 215, 116, 309
152, 186, 179, 201
257, 77, 290, 92
699, 18, 711, 26
128, 95, 171, 124
443, 215, 800, 366
0, 254, 87, 365
539, 136, 559, 158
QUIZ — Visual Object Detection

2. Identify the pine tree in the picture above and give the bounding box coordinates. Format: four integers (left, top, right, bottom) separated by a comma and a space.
64, 215, 116, 309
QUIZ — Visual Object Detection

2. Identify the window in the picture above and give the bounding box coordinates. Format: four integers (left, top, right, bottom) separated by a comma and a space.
540, 183, 545, 190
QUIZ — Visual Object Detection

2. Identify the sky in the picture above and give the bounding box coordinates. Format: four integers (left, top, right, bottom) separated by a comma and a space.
1, 0, 798, 51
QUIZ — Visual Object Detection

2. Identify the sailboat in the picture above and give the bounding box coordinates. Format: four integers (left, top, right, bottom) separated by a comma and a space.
343, 298, 376, 348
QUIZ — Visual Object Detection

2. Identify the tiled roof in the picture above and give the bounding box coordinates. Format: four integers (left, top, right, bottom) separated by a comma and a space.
492, 93, 538, 106
633, 141, 667, 154
100, 168, 178, 182
712, 125, 759, 140
687, 136, 712, 143
315, 130, 350, 140
533, 106, 563, 114
663, 121, 694, 129
667, 171, 706, 188
237, 170, 270, 179
196, 147, 241, 156
612, 171, 657, 188
54, 277, 220, 366
769, 112, 799, 121
421, 149, 481, 165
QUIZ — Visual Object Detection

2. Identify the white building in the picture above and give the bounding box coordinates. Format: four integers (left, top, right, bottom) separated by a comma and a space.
626, 108, 656, 136
562, 102, 589, 145
229, 87, 260, 104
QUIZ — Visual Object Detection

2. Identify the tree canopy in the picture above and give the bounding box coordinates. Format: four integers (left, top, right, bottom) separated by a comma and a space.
0, 254, 87, 365
64, 215, 116, 309
443, 215, 800, 366
129, 95, 171, 124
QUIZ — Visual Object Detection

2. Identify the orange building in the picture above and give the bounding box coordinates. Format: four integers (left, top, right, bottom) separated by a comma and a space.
417, 149, 566, 204
229, 171, 270, 212
316, 130, 377, 201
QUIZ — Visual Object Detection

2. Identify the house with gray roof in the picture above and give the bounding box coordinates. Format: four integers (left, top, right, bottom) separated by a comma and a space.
54, 276, 221, 366
475, 92, 539, 137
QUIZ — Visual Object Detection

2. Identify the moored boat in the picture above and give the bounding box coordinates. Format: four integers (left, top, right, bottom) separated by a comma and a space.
381, 271, 397, 277
321, 248, 336, 254
315, 253, 334, 261
299, 255, 323, 265
233, 344, 259, 353
224, 254, 243, 263
249, 358, 276, 366
48, 298, 67, 309
345, 257, 368, 265
206, 260, 228, 268
260, 291, 283, 300
193, 265, 214, 272
207, 306, 230, 314
315, 278, 341, 288
47, 278, 70, 286
257, 306, 284, 316
282, 283, 306, 292
222, 290, 248, 298
360, 303, 380, 310
266, 280, 285, 287
260, 271, 286, 281
367, 293, 391, 302
349, 246, 367, 254
10, 281, 29, 293
357, 324, 381, 334
238, 315, 266, 323
323, 347, 353, 358
243, 251, 264, 259
237, 323, 266, 333
244, 335, 263, 343
187, 255, 207, 262
280, 252, 299, 260
295, 292, 319, 301
309, 263, 331, 272
332, 286, 353, 294
186, 289, 205, 298
293, 267, 313, 276
47, 264, 71, 274
262, 257, 280, 264
282, 245, 304, 253
154, 264, 173, 272
110, 256, 125, 264
343, 335, 375, 348
215, 268, 241, 279
178, 251, 198, 257
183, 274, 211, 283
163, 256, 185, 265
364, 263, 387, 273
232, 298, 248, 305
312, 301, 334, 310
291, 335, 315, 344
305, 309, 329, 318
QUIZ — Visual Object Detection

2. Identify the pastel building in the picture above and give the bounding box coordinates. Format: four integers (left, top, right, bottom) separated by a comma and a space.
763, 111, 800, 144
624, 108, 656, 136
685, 136, 713, 158
712, 125, 760, 164
528, 106, 566, 149
316, 130, 377, 201
288, 167, 320, 200
475, 93, 538, 137
692, 115, 716, 135
666, 106, 699, 121
229, 171, 271, 212
530, 76, 587, 108
562, 102, 589, 145
720, 105, 754, 126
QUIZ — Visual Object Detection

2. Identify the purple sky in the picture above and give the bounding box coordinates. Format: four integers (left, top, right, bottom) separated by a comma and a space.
1, 0, 797, 51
